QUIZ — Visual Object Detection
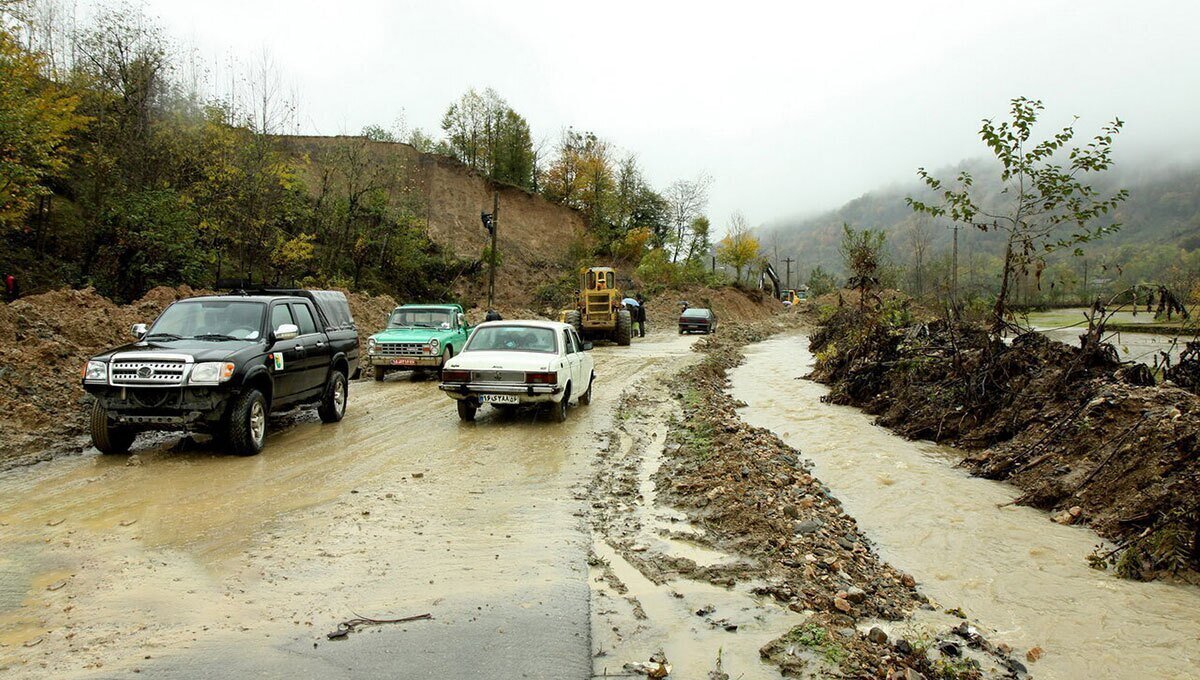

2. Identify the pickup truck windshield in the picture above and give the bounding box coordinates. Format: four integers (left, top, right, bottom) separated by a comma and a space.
149, 301, 265, 340
465, 326, 557, 354
389, 308, 454, 329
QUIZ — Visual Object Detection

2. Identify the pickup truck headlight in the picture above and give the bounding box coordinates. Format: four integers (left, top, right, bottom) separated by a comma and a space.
429, 338, 440, 350
367, 337, 377, 355
83, 360, 107, 383
189, 362, 235, 385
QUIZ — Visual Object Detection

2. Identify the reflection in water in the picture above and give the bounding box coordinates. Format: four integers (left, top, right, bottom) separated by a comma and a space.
731, 334, 1200, 680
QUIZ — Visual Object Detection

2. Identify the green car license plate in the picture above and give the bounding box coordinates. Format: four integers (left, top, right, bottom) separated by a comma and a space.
391, 358, 417, 366
481, 394, 519, 404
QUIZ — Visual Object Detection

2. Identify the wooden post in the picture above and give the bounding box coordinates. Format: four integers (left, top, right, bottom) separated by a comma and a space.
783, 257, 795, 289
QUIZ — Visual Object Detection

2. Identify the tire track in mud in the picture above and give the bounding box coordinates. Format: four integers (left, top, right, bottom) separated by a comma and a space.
0, 334, 696, 679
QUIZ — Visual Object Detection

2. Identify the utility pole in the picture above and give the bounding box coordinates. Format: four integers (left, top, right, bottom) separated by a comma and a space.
482, 191, 499, 309
783, 257, 795, 289
711, 255, 716, 273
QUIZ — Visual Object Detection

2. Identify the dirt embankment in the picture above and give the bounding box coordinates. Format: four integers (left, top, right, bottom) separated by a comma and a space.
809, 306, 1200, 581
638, 319, 1026, 679
0, 287, 396, 467
284, 136, 586, 309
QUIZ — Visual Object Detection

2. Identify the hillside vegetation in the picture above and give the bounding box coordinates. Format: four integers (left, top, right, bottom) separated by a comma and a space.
0, 1, 720, 306
762, 159, 1200, 308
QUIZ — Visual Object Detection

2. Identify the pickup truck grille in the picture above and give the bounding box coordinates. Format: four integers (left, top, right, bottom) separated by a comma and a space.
111, 360, 187, 386
377, 342, 426, 357
470, 369, 525, 383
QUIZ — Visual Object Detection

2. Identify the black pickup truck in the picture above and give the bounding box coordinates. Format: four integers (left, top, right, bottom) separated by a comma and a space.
82, 289, 359, 456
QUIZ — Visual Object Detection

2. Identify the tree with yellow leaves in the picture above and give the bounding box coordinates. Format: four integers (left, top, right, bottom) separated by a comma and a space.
0, 26, 86, 231
716, 212, 759, 284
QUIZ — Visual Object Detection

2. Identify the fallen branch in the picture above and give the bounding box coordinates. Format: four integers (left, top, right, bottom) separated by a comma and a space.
327, 612, 432, 640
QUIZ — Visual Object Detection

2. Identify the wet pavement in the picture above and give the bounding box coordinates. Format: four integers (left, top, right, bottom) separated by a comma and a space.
731, 333, 1200, 680
0, 333, 698, 679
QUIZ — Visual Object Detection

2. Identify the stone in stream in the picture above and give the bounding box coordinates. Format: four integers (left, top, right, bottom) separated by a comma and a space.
846, 586, 866, 603
894, 638, 914, 655
936, 641, 962, 657
867, 626, 888, 644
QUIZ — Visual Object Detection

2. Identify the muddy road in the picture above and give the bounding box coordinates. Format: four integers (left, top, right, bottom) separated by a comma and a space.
0, 334, 698, 678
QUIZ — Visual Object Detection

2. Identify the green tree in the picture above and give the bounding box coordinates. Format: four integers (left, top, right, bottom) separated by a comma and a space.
908, 97, 1128, 328
838, 224, 886, 307
806, 265, 836, 297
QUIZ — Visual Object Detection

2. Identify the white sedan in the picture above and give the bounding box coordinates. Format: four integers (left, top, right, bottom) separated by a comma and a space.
438, 320, 596, 422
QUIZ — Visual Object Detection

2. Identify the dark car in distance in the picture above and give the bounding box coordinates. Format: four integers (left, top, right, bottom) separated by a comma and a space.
82, 289, 359, 456
678, 308, 718, 334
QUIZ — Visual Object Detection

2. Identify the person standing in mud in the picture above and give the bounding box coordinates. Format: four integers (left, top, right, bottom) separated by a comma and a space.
635, 293, 647, 337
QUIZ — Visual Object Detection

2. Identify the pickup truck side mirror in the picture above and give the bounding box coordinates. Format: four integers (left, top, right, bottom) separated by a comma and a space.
132, 323, 148, 339
273, 323, 300, 341
582, 341, 594, 351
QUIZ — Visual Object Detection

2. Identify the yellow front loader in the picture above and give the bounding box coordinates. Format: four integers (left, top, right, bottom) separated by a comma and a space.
559, 267, 632, 346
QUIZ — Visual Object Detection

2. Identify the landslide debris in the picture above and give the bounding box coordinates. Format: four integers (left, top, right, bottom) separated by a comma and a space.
809, 303, 1200, 581
0, 286, 395, 466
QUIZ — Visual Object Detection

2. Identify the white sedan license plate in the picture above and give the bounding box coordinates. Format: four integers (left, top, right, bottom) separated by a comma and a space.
481, 394, 519, 404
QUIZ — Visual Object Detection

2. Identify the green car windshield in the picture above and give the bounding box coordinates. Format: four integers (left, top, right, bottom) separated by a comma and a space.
465, 326, 557, 354
389, 308, 455, 329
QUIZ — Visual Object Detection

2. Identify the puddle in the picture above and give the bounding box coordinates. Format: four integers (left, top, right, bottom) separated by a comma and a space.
592, 540, 802, 680
730, 333, 1200, 679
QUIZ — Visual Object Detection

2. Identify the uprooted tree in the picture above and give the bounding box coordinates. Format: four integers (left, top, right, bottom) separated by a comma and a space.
907, 97, 1129, 331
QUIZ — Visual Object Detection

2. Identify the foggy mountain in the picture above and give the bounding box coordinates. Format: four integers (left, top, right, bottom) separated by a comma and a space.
758, 158, 1200, 281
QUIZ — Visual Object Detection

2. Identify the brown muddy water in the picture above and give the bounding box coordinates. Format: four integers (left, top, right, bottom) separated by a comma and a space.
731, 333, 1200, 680
0, 333, 698, 678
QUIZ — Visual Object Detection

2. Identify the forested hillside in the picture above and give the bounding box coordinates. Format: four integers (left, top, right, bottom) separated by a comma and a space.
0, 0, 719, 305
761, 159, 1200, 306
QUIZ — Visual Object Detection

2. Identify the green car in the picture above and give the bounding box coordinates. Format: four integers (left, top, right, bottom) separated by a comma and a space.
366, 304, 470, 381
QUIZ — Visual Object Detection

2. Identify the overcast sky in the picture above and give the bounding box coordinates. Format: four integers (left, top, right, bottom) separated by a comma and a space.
145, 0, 1200, 234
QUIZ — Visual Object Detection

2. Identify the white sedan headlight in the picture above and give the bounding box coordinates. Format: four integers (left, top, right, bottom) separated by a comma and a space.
83, 360, 107, 383
189, 362, 235, 385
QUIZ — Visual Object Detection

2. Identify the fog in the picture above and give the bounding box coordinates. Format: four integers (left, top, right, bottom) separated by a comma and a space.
147, 0, 1200, 234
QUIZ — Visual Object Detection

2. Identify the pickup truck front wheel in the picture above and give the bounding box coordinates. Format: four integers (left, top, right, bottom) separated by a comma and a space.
226, 389, 267, 456
318, 370, 348, 423
89, 401, 136, 455
457, 399, 477, 422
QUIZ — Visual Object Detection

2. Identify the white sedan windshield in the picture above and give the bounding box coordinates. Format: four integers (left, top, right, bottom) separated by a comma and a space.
465, 326, 557, 354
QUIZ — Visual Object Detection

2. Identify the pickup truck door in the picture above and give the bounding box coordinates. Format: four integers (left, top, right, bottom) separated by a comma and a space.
291, 301, 331, 396
267, 302, 306, 405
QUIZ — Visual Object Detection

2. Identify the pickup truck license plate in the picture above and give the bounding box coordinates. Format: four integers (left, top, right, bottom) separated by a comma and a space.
481, 394, 519, 404
391, 358, 417, 366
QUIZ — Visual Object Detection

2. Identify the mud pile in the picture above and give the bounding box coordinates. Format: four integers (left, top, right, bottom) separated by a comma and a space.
643, 285, 781, 329
0, 287, 395, 465
810, 306, 1200, 580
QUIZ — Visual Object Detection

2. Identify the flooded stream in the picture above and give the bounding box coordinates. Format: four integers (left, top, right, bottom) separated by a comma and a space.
731, 334, 1200, 680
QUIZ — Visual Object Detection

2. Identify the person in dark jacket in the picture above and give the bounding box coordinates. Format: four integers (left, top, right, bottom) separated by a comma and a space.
635, 294, 647, 337
485, 309, 502, 322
